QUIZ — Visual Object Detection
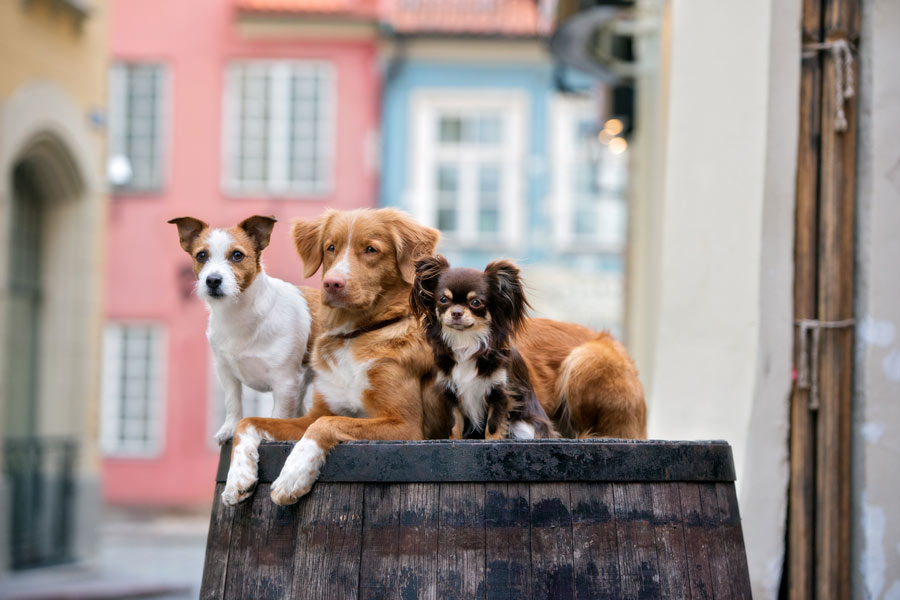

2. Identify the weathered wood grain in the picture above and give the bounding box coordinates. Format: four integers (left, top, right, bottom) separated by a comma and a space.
650, 483, 691, 599
530, 483, 575, 600
292, 483, 364, 600
679, 482, 714, 600
199, 483, 235, 600
570, 482, 621, 599
396, 483, 439, 600
484, 483, 532, 600
437, 483, 486, 600
613, 482, 661, 599
716, 482, 751, 600
358, 484, 402, 600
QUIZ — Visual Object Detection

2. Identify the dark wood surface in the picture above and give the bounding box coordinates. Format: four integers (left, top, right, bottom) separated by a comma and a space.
202, 440, 751, 599
215, 439, 736, 484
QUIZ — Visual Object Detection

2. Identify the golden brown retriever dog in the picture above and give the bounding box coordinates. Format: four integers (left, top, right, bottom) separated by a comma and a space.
222, 208, 439, 506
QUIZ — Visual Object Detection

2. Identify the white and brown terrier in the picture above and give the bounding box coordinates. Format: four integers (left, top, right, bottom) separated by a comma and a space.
411, 255, 557, 439
168, 215, 319, 446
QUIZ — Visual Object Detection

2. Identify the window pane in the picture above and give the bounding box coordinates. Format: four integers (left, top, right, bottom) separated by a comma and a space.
435, 163, 459, 232
438, 116, 463, 143
477, 115, 502, 145
478, 163, 501, 234
108, 63, 164, 191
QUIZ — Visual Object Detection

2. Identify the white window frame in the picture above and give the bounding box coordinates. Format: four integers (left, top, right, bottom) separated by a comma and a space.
100, 322, 167, 458
222, 60, 336, 197
408, 89, 527, 250
107, 62, 170, 193
549, 95, 628, 253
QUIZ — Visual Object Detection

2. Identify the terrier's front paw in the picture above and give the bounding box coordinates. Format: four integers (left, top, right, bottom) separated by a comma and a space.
269, 439, 326, 506
214, 421, 237, 447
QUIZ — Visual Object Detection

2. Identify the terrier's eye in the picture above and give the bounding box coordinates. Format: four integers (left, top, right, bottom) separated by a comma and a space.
365, 246, 378, 254
196, 251, 208, 263
439, 296, 449, 304
470, 298, 482, 308
231, 250, 244, 262
326, 244, 335, 253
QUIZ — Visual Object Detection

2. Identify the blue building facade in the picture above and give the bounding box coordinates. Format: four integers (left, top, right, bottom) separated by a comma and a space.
379, 42, 629, 335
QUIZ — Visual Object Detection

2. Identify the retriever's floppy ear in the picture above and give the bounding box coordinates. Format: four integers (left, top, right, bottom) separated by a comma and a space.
484, 259, 530, 337
167, 217, 208, 253
291, 211, 333, 278
388, 210, 440, 284
410, 254, 449, 324
238, 215, 277, 252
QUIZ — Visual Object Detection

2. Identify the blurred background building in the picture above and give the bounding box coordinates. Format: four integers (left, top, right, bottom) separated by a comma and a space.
2, 0, 899, 599
0, 0, 107, 574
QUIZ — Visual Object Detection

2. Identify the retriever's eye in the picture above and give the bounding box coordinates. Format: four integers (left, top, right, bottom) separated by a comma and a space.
439, 296, 449, 304
196, 251, 208, 263
231, 250, 244, 262
365, 246, 378, 254
470, 298, 482, 308
326, 244, 335, 253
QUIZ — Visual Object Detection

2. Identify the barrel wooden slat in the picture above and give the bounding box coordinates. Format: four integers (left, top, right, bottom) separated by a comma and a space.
700, 482, 734, 600
484, 483, 533, 599
530, 482, 576, 599
437, 483, 486, 599
200, 440, 751, 599
358, 483, 402, 600
292, 482, 364, 600
716, 482, 752, 600
255, 487, 300, 600
650, 483, 692, 599
200, 483, 235, 600
614, 482, 662, 598
570, 482, 621, 599
397, 483, 439, 600
680, 482, 715, 600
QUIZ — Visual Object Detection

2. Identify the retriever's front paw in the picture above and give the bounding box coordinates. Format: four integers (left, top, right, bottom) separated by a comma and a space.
270, 439, 326, 505
221, 427, 263, 506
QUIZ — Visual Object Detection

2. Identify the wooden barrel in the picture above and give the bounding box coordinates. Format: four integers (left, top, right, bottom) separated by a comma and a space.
201, 440, 751, 599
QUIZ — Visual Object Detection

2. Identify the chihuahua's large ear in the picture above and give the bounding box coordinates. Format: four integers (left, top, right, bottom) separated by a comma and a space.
167, 217, 208, 253
484, 259, 530, 335
387, 210, 440, 284
410, 254, 449, 321
239, 215, 277, 252
291, 211, 333, 278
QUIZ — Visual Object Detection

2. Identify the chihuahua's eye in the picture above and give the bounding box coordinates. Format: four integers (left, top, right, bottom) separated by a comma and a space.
470, 298, 482, 308
196, 251, 208, 263
439, 296, 449, 304
231, 250, 244, 262
365, 246, 378, 254
326, 244, 335, 253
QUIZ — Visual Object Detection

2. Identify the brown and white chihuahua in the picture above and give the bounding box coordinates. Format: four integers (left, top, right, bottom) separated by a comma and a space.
411, 255, 557, 439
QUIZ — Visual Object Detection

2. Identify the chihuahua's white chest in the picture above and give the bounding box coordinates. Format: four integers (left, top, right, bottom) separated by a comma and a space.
439, 356, 507, 431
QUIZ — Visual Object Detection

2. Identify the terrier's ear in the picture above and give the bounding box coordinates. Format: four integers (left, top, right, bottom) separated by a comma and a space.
484, 259, 530, 336
410, 254, 450, 322
292, 211, 335, 278
167, 217, 209, 253
238, 215, 277, 252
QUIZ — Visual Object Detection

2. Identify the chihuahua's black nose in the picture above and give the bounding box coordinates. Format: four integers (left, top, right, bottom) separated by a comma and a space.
450, 308, 464, 319
206, 274, 223, 289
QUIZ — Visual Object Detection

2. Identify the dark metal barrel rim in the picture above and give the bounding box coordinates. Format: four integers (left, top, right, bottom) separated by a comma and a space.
215, 440, 736, 484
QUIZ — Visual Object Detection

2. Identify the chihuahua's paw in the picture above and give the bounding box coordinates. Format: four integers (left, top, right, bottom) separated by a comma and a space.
269, 439, 326, 506
213, 422, 237, 447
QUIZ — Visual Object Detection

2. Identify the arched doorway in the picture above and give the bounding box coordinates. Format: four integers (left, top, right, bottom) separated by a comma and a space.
3, 134, 85, 569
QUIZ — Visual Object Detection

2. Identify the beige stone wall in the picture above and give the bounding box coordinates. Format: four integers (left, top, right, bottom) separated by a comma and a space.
0, 0, 108, 568
854, 1, 900, 597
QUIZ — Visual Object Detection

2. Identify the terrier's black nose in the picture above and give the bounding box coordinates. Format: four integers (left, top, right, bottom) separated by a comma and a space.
206, 274, 222, 289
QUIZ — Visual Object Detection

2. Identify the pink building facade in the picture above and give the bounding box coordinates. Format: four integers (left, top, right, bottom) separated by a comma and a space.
103, 0, 379, 505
